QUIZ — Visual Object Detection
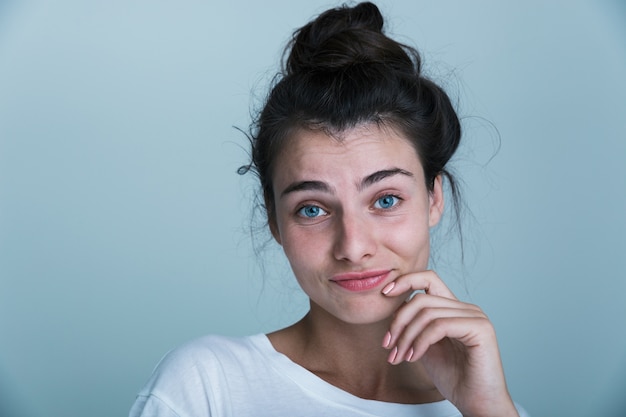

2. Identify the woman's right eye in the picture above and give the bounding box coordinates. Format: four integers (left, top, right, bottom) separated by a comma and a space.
297, 205, 328, 218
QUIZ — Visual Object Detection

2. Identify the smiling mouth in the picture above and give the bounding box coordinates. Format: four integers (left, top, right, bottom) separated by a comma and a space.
330, 270, 391, 292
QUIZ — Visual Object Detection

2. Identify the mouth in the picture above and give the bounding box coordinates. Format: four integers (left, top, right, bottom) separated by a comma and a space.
330, 270, 391, 292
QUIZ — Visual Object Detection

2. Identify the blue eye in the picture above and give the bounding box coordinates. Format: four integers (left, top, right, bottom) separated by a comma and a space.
374, 195, 399, 209
297, 205, 327, 218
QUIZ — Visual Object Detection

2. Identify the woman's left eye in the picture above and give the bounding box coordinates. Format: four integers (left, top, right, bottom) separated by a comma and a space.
374, 195, 400, 209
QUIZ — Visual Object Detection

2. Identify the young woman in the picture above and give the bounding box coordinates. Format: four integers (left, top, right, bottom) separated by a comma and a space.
130, 3, 527, 416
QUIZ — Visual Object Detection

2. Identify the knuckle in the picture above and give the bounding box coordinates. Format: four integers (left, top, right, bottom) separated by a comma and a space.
429, 317, 448, 334
415, 306, 436, 323
466, 302, 484, 313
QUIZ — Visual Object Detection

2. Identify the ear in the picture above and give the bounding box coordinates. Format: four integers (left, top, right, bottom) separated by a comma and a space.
265, 198, 283, 245
428, 175, 445, 227
268, 217, 282, 246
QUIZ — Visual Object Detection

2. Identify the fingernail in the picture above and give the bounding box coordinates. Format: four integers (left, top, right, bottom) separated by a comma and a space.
382, 282, 395, 295
387, 347, 398, 363
382, 331, 392, 348
405, 347, 414, 361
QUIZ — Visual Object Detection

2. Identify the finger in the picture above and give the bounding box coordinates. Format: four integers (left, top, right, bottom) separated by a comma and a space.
386, 299, 484, 351
406, 316, 495, 364
387, 307, 486, 364
392, 294, 484, 338
383, 293, 482, 348
381, 270, 457, 300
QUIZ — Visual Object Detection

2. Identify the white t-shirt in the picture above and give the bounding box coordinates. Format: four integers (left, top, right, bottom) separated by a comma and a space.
130, 334, 528, 417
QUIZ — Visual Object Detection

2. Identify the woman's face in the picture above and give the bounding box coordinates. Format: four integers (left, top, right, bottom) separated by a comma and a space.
270, 123, 444, 325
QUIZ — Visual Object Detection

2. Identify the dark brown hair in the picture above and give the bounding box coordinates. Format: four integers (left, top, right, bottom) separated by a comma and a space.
239, 2, 462, 229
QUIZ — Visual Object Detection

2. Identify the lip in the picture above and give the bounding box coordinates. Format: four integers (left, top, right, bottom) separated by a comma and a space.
330, 270, 391, 292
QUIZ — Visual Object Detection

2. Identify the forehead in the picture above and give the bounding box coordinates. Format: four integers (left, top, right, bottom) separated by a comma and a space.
272, 123, 423, 183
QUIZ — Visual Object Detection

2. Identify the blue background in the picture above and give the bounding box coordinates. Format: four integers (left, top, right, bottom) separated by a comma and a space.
1, 1, 625, 416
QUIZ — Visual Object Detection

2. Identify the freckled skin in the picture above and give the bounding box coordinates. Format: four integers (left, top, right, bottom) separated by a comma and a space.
270, 124, 443, 325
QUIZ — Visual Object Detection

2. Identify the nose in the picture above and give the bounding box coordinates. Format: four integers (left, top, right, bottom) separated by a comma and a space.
332, 212, 377, 263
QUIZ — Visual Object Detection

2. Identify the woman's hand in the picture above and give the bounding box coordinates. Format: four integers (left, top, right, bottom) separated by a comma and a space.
381, 270, 519, 417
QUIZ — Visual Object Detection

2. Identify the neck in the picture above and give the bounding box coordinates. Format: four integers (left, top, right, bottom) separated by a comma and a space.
303, 306, 388, 366
267, 301, 442, 404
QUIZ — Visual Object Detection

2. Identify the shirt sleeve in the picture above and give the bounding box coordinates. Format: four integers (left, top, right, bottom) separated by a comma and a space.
128, 338, 227, 417
129, 394, 184, 417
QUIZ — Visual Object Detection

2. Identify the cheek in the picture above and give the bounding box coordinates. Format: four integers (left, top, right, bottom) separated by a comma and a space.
280, 228, 328, 271
387, 219, 431, 266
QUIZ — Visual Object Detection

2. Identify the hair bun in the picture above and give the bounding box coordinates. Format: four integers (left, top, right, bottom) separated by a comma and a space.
285, 2, 413, 74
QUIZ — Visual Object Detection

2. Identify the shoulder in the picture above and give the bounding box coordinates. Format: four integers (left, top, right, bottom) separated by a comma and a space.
130, 334, 268, 417
162, 334, 257, 362
149, 334, 264, 383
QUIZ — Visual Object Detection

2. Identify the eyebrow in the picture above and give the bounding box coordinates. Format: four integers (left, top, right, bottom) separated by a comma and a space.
279, 168, 414, 198
359, 168, 414, 190
280, 180, 332, 197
